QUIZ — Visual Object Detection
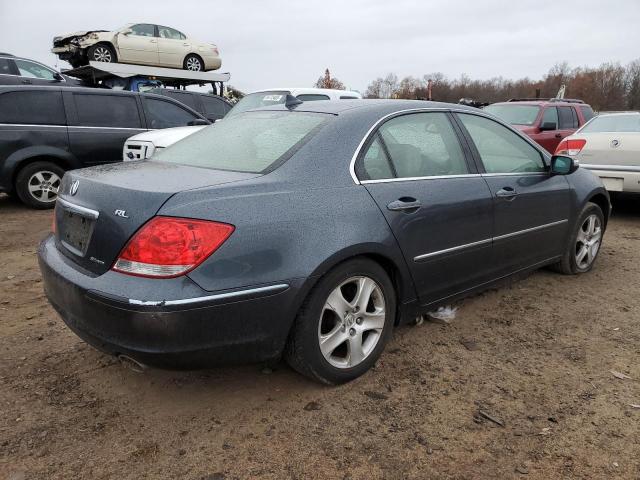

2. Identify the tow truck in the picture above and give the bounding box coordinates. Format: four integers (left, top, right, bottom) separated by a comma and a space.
63, 61, 230, 94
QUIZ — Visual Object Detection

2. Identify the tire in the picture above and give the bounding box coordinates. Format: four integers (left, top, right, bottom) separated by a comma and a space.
15, 161, 65, 209
286, 258, 396, 384
87, 43, 116, 63
553, 202, 604, 275
183, 54, 204, 71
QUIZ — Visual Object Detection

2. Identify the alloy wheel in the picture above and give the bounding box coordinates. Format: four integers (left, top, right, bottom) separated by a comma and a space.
27, 170, 61, 204
93, 46, 112, 62
575, 214, 602, 269
186, 57, 202, 71
318, 276, 386, 369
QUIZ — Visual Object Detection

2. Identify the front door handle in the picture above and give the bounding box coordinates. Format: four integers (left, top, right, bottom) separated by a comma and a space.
555, 133, 562, 138
387, 197, 422, 212
21, 79, 32, 84
496, 187, 517, 200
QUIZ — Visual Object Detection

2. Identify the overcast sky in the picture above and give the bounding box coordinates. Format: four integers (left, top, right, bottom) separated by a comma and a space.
1, 0, 639, 93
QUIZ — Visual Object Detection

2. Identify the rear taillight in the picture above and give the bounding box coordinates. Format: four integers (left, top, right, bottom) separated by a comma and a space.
555, 138, 586, 156
112, 216, 234, 278
212, 46, 219, 55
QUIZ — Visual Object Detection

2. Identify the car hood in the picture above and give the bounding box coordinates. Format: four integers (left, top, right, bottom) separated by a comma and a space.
128, 125, 208, 147
53, 30, 108, 43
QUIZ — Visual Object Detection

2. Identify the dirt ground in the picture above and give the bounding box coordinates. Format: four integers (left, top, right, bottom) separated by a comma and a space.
0, 192, 638, 480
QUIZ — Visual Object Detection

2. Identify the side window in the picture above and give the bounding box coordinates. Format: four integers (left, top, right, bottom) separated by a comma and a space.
0, 91, 65, 125
74, 94, 141, 128
14, 59, 56, 80
158, 26, 186, 40
541, 107, 558, 129
340, 96, 358, 100
458, 114, 545, 174
580, 106, 595, 122
558, 107, 576, 129
296, 94, 330, 102
0, 58, 17, 76
166, 91, 199, 110
378, 112, 468, 178
201, 96, 232, 119
131, 24, 156, 37
144, 98, 199, 128
360, 135, 394, 180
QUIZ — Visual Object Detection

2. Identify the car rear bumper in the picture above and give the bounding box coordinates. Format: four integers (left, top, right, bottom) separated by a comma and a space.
202, 56, 222, 71
582, 165, 640, 193
38, 235, 303, 368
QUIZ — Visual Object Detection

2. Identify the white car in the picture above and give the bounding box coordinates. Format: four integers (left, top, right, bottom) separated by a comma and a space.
123, 125, 207, 161
124, 88, 364, 160
52, 23, 221, 71
225, 87, 363, 118
556, 112, 640, 193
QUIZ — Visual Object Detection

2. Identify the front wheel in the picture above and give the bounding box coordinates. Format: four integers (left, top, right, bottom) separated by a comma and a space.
553, 202, 604, 274
87, 44, 116, 63
183, 54, 204, 71
286, 258, 396, 384
15, 161, 64, 209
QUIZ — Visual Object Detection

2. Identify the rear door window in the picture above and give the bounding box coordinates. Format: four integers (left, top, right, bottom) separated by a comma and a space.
457, 113, 545, 174
558, 106, 577, 129
0, 57, 17, 76
163, 91, 199, 110
0, 90, 65, 125
296, 94, 330, 101
73, 93, 141, 128
144, 97, 200, 128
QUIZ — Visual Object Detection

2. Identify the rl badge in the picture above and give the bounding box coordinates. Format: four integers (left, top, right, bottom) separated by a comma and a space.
114, 209, 129, 218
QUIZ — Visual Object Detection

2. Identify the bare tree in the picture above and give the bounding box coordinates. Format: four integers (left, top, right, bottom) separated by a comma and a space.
314, 69, 346, 90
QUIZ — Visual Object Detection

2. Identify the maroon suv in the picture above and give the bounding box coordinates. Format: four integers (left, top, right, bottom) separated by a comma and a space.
485, 99, 595, 153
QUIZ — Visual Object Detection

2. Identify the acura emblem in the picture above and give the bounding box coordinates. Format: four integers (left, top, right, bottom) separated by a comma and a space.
70, 180, 79, 196
611, 139, 620, 148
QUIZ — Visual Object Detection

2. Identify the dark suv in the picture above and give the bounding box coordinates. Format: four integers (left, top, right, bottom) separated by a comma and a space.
0, 86, 209, 208
149, 88, 233, 121
485, 99, 595, 153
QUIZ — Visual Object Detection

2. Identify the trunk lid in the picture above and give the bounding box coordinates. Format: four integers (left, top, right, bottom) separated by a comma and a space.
54, 161, 259, 275
576, 132, 640, 168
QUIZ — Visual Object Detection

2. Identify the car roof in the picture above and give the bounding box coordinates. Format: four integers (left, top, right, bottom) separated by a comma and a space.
248, 99, 482, 116
490, 99, 590, 107
252, 87, 362, 97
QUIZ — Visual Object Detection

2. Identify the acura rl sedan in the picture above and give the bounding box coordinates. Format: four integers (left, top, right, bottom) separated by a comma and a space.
39, 99, 610, 384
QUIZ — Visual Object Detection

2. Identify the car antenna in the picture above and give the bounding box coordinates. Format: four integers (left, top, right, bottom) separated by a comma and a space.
285, 94, 303, 109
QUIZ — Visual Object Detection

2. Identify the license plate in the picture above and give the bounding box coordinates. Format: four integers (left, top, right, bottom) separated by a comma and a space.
59, 209, 95, 256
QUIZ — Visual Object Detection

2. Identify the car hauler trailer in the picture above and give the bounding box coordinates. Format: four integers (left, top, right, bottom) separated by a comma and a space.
62, 61, 230, 94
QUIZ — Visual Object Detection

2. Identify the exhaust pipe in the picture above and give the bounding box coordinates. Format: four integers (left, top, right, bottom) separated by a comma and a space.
117, 354, 147, 373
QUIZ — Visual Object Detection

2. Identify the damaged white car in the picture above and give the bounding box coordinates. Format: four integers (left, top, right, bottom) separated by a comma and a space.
52, 23, 222, 71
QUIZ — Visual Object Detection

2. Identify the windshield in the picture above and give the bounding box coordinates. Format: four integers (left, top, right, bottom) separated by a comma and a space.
581, 114, 640, 133
226, 91, 290, 118
484, 104, 541, 126
154, 111, 329, 173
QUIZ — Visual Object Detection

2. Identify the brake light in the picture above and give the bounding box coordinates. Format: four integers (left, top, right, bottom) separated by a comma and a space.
555, 138, 586, 156
112, 216, 234, 278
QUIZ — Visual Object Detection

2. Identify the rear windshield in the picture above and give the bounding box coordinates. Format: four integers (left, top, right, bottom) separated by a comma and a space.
226, 91, 290, 118
484, 104, 541, 126
153, 111, 329, 173
581, 114, 640, 133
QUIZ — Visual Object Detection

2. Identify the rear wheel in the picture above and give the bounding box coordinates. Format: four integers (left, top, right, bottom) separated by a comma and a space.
553, 202, 604, 274
183, 54, 204, 71
286, 258, 396, 384
88, 43, 116, 63
15, 161, 64, 209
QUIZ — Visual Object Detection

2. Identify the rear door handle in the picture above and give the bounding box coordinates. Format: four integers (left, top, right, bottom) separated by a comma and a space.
555, 133, 562, 138
21, 79, 32, 84
387, 197, 422, 212
496, 187, 517, 200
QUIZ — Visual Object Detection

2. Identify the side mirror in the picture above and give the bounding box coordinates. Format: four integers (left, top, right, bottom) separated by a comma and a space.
550, 155, 578, 175
53, 72, 64, 81
540, 121, 557, 131
187, 118, 210, 126
122, 28, 132, 36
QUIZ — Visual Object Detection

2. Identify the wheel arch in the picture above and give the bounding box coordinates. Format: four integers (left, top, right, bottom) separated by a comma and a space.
184, 52, 204, 68
88, 41, 118, 61
587, 192, 610, 230
295, 244, 417, 327
5, 147, 80, 192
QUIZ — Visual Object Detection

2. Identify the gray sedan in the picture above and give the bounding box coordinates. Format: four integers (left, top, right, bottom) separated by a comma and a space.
39, 99, 610, 384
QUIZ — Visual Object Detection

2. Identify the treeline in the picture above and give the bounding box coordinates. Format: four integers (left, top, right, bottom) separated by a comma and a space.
363, 61, 640, 111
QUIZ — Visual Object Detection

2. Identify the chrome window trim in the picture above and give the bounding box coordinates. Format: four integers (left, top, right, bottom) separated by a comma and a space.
128, 283, 290, 306
56, 197, 100, 219
581, 164, 640, 173
413, 219, 568, 262
481, 172, 548, 177
361, 173, 481, 184
0, 123, 66, 128
68, 125, 146, 131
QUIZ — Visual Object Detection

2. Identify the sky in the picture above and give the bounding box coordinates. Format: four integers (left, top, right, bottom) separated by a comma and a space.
1, 0, 639, 94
